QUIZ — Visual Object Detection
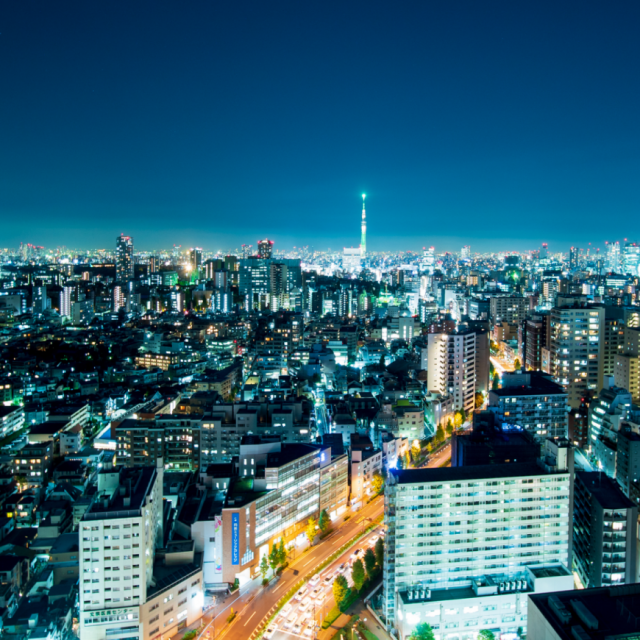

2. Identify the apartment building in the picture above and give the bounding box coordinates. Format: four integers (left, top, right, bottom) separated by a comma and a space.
383, 439, 574, 640
0, 406, 24, 439
12, 442, 53, 487
614, 325, 640, 403
489, 295, 529, 325
573, 471, 637, 588
79, 463, 203, 640
549, 304, 604, 409
427, 331, 476, 413
350, 447, 383, 508
615, 425, 640, 497
488, 371, 569, 440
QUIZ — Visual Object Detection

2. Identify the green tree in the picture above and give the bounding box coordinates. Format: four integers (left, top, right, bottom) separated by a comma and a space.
445, 419, 454, 437
460, 407, 467, 423
269, 544, 279, 576
277, 539, 287, 566
435, 424, 445, 444
374, 537, 384, 567
410, 441, 421, 463
492, 375, 500, 390
305, 517, 317, 545
351, 559, 366, 591
333, 574, 349, 607
410, 623, 436, 640
379, 353, 386, 367
371, 471, 385, 495
364, 547, 377, 576
478, 631, 496, 640
318, 509, 330, 533
259, 555, 269, 581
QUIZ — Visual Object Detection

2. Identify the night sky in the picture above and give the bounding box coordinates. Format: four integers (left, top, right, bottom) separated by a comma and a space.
1, 1, 640, 253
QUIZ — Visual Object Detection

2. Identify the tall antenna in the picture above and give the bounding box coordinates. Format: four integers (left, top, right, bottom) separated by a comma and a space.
360, 194, 367, 258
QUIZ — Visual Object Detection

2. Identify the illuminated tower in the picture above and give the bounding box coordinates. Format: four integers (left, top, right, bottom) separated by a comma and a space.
115, 234, 134, 282
360, 194, 367, 258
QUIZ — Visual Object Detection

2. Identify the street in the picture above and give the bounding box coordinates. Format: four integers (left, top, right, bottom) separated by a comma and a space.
195, 495, 384, 640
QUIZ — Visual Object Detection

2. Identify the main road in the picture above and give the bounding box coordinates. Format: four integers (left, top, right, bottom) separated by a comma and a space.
197, 495, 384, 640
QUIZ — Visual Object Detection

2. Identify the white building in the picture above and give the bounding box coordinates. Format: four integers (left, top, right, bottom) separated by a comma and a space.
343, 247, 362, 272
383, 439, 574, 640
427, 332, 476, 413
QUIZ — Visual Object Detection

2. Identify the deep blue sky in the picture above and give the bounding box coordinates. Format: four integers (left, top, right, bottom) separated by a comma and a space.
1, 1, 640, 253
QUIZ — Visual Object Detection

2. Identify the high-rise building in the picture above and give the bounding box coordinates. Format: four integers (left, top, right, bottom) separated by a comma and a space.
573, 471, 637, 588
622, 241, 640, 276
615, 425, 640, 498
427, 331, 476, 413
343, 247, 361, 272
489, 295, 528, 325
360, 194, 367, 258
60, 283, 73, 318
488, 371, 568, 440
115, 234, 134, 282
568, 246, 579, 271
550, 303, 604, 409
189, 247, 202, 271
524, 313, 550, 370
383, 438, 574, 639
461, 245, 471, 259
257, 239, 274, 259
422, 246, 435, 274
606, 240, 621, 272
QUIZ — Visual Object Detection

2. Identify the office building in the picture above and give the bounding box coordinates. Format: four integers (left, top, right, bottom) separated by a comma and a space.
343, 247, 362, 272
115, 234, 134, 282
488, 371, 569, 440
383, 438, 574, 640
621, 241, 640, 276
550, 304, 604, 409
257, 239, 274, 259
605, 240, 621, 272
427, 331, 477, 413
573, 471, 637, 588
422, 246, 435, 274
189, 247, 202, 272
528, 583, 640, 640
489, 295, 528, 325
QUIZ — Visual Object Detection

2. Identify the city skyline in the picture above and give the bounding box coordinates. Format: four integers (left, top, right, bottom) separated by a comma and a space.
2, 1, 640, 250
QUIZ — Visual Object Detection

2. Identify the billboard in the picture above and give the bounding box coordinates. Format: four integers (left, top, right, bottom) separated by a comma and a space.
231, 512, 240, 565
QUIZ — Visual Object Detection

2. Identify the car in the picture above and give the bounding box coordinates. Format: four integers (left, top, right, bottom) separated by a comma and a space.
294, 587, 307, 600
263, 624, 277, 639
283, 614, 298, 630
280, 603, 293, 618
299, 596, 312, 611
337, 562, 348, 573
310, 587, 322, 600
304, 622, 317, 637
292, 622, 303, 635
323, 575, 333, 586
370, 534, 379, 544
350, 548, 363, 561
315, 590, 326, 604
308, 574, 321, 586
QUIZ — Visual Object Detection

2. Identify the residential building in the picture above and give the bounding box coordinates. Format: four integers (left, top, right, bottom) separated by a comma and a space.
573, 471, 637, 588
427, 331, 477, 413
12, 442, 53, 487
488, 371, 569, 440
383, 438, 574, 640
350, 447, 383, 508
615, 425, 640, 497
489, 295, 528, 325
550, 304, 604, 409
0, 406, 25, 439
115, 234, 134, 282
523, 313, 550, 371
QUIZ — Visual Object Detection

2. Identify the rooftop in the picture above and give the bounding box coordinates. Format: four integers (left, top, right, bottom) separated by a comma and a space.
576, 472, 636, 510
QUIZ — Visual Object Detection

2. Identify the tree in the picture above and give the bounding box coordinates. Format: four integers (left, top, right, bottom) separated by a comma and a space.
277, 539, 287, 566
460, 408, 467, 423
435, 424, 445, 444
514, 358, 522, 370
410, 441, 421, 463
445, 419, 454, 437
379, 353, 386, 367
454, 412, 463, 430
333, 574, 349, 607
269, 544, 279, 576
351, 558, 366, 591
426, 442, 433, 454
478, 631, 496, 640
305, 517, 317, 545
475, 392, 484, 408
492, 375, 500, 390
403, 451, 411, 469
364, 547, 377, 576
374, 537, 384, 567
318, 509, 330, 533
259, 555, 269, 581
410, 623, 436, 640
371, 471, 385, 495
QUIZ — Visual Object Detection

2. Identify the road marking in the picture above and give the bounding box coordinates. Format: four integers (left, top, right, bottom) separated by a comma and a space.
244, 612, 256, 626
273, 581, 288, 593
303, 558, 314, 567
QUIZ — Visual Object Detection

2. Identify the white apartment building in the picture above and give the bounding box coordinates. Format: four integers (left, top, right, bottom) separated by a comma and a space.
79, 463, 204, 640
550, 304, 604, 409
488, 371, 568, 440
350, 447, 383, 508
0, 406, 24, 439
427, 332, 476, 413
383, 439, 574, 640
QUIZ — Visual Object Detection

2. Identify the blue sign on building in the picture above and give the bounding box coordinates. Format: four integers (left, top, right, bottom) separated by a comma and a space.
231, 512, 240, 565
